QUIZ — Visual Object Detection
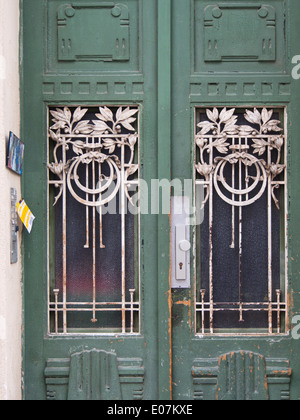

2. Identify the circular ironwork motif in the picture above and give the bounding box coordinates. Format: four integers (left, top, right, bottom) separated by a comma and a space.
213, 154, 267, 207
67, 153, 121, 207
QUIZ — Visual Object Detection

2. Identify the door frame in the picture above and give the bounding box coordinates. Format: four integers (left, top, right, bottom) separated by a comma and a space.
157, 0, 172, 400
21, 0, 173, 400
21, 0, 300, 400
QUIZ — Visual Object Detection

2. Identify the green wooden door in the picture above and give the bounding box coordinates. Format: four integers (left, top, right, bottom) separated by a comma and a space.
22, 0, 166, 400
170, 0, 300, 400
22, 0, 300, 400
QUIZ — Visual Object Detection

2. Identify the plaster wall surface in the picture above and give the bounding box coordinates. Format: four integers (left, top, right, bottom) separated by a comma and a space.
0, 0, 22, 400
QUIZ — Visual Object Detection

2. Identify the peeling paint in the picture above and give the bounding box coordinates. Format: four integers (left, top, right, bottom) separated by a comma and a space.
175, 300, 190, 307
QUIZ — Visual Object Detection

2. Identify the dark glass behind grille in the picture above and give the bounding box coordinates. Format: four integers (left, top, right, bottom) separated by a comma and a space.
197, 109, 284, 331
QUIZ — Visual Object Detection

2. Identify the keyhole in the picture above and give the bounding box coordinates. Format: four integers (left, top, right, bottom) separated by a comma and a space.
179, 262, 183, 270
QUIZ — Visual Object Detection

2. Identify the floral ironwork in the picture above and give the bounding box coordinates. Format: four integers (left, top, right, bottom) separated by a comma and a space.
48, 106, 139, 207
195, 107, 285, 210
195, 107, 287, 335
47, 106, 139, 334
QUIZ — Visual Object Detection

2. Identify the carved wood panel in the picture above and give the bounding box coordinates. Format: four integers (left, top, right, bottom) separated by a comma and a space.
192, 351, 292, 400
47, 0, 140, 73
57, 4, 130, 62
44, 350, 144, 400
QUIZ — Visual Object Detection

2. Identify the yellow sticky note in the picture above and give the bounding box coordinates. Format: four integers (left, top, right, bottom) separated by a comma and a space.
17, 199, 35, 233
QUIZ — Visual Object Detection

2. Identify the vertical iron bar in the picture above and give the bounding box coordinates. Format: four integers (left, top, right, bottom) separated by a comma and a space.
238, 137, 244, 323
121, 142, 126, 333
91, 140, 97, 323
62, 140, 67, 333
230, 137, 235, 249
209, 137, 214, 334
54, 289, 59, 334
276, 289, 281, 334
98, 160, 105, 249
245, 137, 249, 203
200, 289, 206, 334
84, 137, 89, 249
129, 289, 135, 334
268, 143, 273, 333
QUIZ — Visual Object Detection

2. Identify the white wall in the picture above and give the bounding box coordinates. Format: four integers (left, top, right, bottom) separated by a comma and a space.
0, 0, 22, 400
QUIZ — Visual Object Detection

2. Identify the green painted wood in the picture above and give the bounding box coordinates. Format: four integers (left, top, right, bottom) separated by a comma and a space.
171, 0, 195, 402
56, 4, 130, 62
287, 0, 300, 401
170, 0, 300, 401
22, 0, 161, 400
22, 0, 300, 400
67, 350, 122, 400
216, 351, 269, 401
157, 0, 172, 400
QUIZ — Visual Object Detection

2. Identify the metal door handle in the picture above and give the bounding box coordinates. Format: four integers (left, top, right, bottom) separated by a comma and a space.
171, 196, 191, 288
176, 225, 190, 281
179, 240, 191, 252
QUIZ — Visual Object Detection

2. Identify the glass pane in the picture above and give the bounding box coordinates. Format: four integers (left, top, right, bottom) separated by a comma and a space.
195, 107, 287, 335
48, 106, 140, 334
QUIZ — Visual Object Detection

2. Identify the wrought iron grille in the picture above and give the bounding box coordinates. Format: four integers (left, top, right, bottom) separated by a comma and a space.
194, 107, 287, 335
47, 106, 140, 334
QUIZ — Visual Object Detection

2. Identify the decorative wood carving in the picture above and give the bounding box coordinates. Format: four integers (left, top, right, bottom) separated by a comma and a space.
216, 351, 269, 400
57, 3, 130, 62
44, 350, 144, 400
204, 4, 276, 62
68, 350, 122, 400
192, 351, 292, 400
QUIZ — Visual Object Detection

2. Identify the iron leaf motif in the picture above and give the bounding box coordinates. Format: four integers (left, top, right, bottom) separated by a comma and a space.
48, 106, 139, 207
195, 107, 285, 209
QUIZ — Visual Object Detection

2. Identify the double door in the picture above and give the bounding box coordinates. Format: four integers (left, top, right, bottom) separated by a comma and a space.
23, 0, 300, 400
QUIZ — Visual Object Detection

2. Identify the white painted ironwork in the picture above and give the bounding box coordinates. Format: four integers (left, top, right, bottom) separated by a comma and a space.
194, 107, 287, 335
47, 106, 140, 334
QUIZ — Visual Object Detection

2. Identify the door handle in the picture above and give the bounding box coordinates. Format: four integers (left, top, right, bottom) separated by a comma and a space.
171, 196, 191, 289
176, 225, 191, 280
179, 239, 191, 252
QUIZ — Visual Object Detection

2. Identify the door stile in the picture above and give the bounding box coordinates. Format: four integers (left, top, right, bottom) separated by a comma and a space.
289, 0, 300, 399
157, 0, 172, 400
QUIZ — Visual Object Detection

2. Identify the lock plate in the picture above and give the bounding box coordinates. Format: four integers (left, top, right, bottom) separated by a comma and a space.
11, 188, 18, 264
171, 196, 191, 289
